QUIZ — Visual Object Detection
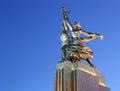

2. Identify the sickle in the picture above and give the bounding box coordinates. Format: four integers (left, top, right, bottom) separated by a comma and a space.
62, 6, 70, 14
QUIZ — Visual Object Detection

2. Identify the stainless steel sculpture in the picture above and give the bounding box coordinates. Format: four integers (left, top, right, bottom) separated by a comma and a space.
60, 7, 103, 67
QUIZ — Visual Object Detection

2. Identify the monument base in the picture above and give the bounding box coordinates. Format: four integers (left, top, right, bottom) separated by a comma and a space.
54, 61, 110, 91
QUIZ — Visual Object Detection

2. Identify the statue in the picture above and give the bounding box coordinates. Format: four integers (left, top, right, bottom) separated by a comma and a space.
60, 7, 103, 67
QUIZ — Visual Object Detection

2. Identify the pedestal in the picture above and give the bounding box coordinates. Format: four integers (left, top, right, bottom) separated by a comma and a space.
54, 61, 110, 91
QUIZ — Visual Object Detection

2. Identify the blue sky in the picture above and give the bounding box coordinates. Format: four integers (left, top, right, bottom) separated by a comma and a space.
0, 0, 120, 91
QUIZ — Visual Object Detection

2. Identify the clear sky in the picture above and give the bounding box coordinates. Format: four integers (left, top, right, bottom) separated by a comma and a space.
0, 0, 120, 91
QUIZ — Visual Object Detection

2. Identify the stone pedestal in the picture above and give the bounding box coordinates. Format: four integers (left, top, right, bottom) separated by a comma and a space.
54, 61, 110, 91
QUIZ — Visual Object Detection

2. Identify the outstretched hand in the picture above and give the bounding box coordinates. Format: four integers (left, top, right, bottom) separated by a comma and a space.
92, 34, 104, 40
99, 35, 104, 40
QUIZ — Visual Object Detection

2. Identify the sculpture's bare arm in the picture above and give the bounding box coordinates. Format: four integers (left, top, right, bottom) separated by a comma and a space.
80, 30, 103, 43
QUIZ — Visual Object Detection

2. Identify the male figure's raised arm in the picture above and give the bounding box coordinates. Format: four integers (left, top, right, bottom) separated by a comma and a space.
61, 7, 73, 31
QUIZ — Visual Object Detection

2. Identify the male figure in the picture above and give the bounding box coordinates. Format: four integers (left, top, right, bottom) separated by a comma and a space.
60, 20, 70, 61
60, 7, 71, 61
